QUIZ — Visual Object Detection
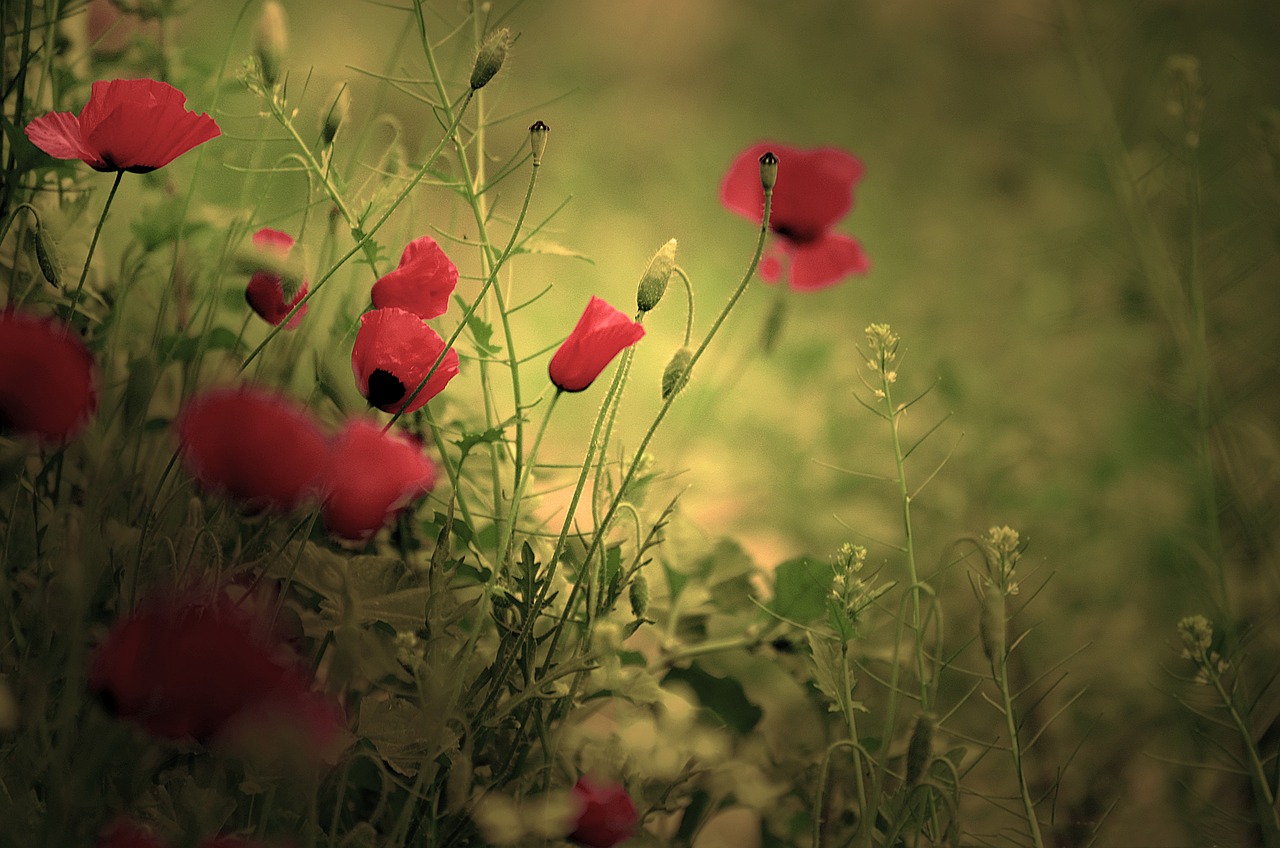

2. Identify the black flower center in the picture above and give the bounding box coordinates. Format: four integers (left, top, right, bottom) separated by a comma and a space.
366, 369, 406, 409
771, 223, 822, 245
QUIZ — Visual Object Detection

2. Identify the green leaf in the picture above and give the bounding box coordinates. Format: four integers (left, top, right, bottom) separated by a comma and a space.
662, 661, 762, 734
807, 631, 849, 715
770, 557, 832, 624
453, 294, 502, 355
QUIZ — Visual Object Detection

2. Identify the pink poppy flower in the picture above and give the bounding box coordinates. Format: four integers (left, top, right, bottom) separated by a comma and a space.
720, 141, 869, 291
175, 385, 327, 512
321, 419, 436, 541
25, 78, 220, 173
370, 235, 458, 320
548, 296, 644, 393
245, 228, 308, 328
0, 309, 97, 443
89, 587, 341, 750
568, 776, 639, 847
351, 307, 459, 414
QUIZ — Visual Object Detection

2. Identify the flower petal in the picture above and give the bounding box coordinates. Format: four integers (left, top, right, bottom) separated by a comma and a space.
548, 297, 644, 393
351, 308, 459, 413
0, 310, 98, 443
370, 235, 459, 320
786, 232, 870, 291
321, 419, 436, 541
720, 142, 864, 242
23, 111, 94, 162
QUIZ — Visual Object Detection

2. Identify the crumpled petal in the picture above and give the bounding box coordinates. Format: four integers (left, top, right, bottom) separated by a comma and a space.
370, 235, 459, 320
786, 232, 870, 291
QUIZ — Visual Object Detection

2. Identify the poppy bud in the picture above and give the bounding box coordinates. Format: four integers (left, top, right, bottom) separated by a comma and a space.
628, 571, 649, 619
30, 226, 60, 286
322, 82, 350, 147
529, 120, 549, 165
905, 711, 934, 786
548, 297, 645, 393
470, 27, 512, 90
636, 239, 677, 313
759, 150, 778, 192
254, 1, 289, 87
661, 347, 692, 400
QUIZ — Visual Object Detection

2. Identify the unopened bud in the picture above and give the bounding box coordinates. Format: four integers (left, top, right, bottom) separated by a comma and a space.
470, 27, 511, 90
661, 347, 693, 400
529, 120, 549, 165
905, 712, 935, 786
759, 151, 778, 192
637, 239, 678, 312
760, 294, 786, 353
254, 1, 289, 87
629, 570, 650, 618
30, 227, 60, 286
322, 82, 350, 146
979, 587, 1006, 676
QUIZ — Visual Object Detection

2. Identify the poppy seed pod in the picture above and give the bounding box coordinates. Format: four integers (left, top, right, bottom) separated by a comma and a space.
25, 78, 220, 173
636, 239, 677, 313
470, 27, 511, 90
759, 150, 778, 191
548, 297, 645, 393
529, 120, 549, 165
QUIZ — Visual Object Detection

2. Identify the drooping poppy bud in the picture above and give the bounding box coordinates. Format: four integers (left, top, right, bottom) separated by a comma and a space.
351, 308, 460, 414
321, 418, 436, 541
369, 235, 458, 320
660, 346, 692, 401
175, 385, 327, 512
25, 78, 220, 173
567, 776, 638, 847
321, 81, 350, 146
548, 297, 644, 393
244, 228, 308, 328
0, 309, 97, 443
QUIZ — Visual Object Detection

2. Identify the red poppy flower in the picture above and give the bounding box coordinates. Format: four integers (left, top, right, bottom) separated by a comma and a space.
321, 419, 436, 541
370, 235, 458, 320
567, 776, 639, 847
245, 228, 308, 328
720, 141, 869, 291
89, 587, 341, 750
25, 78, 220, 173
96, 818, 166, 848
548, 296, 645, 393
352, 308, 459, 414
175, 385, 327, 512
0, 309, 97, 443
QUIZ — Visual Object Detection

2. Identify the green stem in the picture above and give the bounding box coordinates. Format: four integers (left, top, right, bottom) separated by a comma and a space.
881, 371, 930, 711
673, 265, 695, 346
67, 170, 124, 324
1209, 667, 1280, 846
498, 389, 561, 566
997, 653, 1047, 848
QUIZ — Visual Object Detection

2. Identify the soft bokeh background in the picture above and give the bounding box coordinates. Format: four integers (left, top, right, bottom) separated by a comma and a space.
89, 0, 1280, 843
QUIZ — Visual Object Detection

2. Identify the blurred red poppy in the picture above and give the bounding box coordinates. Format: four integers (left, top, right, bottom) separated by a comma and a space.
370, 235, 458, 320
352, 307, 459, 414
89, 587, 341, 751
321, 419, 436, 541
25, 78, 220, 173
548, 296, 644, 393
720, 141, 869, 291
245, 228, 308, 328
568, 776, 639, 847
0, 309, 97, 443
96, 818, 166, 848
175, 385, 327, 512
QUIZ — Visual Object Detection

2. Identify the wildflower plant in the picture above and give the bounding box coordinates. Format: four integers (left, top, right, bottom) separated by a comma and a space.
3, 1, 1273, 847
